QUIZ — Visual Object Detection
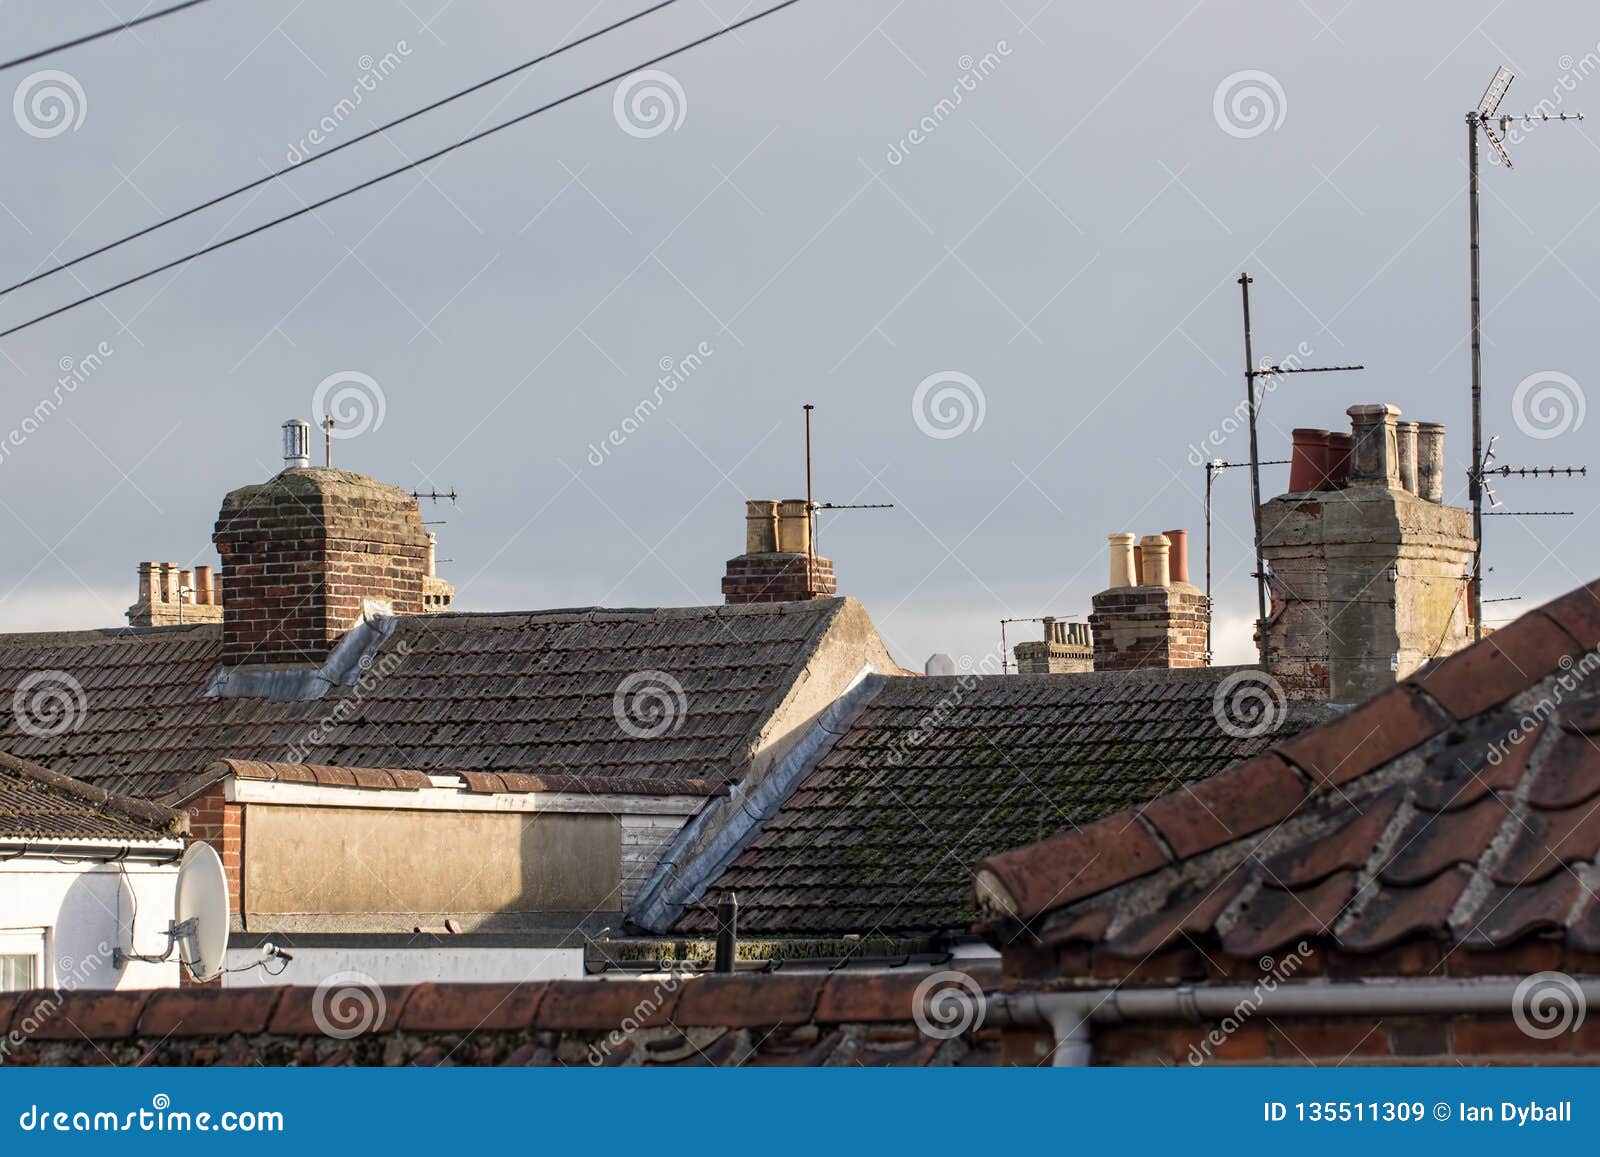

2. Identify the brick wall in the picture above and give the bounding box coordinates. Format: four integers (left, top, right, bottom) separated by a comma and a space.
185, 784, 243, 914
213, 468, 431, 666
722, 553, 837, 604
1088, 586, 1209, 670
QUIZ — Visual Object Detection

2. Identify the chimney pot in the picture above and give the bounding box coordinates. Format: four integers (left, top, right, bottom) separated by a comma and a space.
178, 569, 194, 603
1139, 534, 1172, 588
744, 499, 780, 553
193, 565, 213, 605
1162, 529, 1190, 584
282, 418, 311, 470
776, 498, 811, 556
137, 561, 156, 604
1106, 533, 1137, 588
158, 562, 178, 604
1288, 429, 1333, 493
1396, 421, 1419, 495
1416, 422, 1446, 503
1325, 432, 1352, 487
1346, 403, 1402, 488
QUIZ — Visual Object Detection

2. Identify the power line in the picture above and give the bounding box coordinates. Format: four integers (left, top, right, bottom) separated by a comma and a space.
0, 0, 216, 72
0, 0, 803, 342
0, 0, 682, 301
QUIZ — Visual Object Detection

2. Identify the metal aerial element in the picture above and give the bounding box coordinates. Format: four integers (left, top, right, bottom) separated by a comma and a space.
1465, 65, 1584, 640
1236, 273, 1364, 671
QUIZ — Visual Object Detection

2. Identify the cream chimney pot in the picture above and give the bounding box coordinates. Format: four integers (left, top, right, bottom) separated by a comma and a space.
1139, 534, 1172, 588
777, 498, 811, 556
1416, 422, 1446, 503
744, 499, 780, 553
1396, 421, 1419, 495
1107, 533, 1137, 588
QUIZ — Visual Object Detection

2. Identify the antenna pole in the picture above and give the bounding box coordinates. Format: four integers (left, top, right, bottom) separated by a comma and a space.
1204, 460, 1215, 662
1239, 272, 1268, 669
324, 415, 334, 469
1000, 618, 1009, 675
803, 403, 815, 591
1467, 110, 1485, 642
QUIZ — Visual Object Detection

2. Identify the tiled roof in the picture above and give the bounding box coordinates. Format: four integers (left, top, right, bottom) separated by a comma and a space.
0, 964, 1000, 1066
678, 667, 1323, 936
973, 579, 1600, 961
0, 600, 853, 801
0, 750, 181, 842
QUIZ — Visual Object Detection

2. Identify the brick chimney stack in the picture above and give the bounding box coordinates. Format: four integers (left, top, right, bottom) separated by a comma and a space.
212, 454, 432, 666
1088, 529, 1209, 670
721, 499, 837, 604
1261, 403, 1474, 703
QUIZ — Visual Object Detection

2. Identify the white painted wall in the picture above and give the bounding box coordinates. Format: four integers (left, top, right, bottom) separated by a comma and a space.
222, 944, 585, 987
0, 854, 181, 990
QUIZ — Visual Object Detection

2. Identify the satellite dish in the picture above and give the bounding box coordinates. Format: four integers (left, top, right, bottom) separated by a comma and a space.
173, 842, 230, 982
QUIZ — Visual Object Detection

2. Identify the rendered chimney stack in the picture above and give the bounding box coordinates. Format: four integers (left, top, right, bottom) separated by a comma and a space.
1089, 529, 1208, 671
722, 498, 836, 605
1013, 617, 1094, 674
1416, 422, 1446, 503
1260, 404, 1474, 703
126, 560, 224, 626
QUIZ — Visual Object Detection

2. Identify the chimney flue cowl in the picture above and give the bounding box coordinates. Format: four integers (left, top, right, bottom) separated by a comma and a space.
282, 419, 311, 469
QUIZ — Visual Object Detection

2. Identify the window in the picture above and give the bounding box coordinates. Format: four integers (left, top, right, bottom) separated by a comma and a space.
0, 954, 36, 991
0, 930, 46, 991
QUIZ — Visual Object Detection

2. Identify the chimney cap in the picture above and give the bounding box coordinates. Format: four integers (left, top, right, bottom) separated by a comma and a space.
282, 418, 311, 469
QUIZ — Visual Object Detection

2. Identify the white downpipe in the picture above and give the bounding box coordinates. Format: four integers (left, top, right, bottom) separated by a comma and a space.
986, 977, 1600, 1067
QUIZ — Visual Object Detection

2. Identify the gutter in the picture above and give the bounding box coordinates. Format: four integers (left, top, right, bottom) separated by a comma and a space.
0, 839, 185, 864
986, 977, 1597, 1067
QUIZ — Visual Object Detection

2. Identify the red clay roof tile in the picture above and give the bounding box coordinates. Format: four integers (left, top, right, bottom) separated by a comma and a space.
535, 980, 680, 1031
1411, 721, 1541, 811
1494, 803, 1600, 885
1527, 730, 1600, 809
267, 985, 409, 1036
398, 981, 546, 1033
1140, 754, 1308, 859
974, 811, 1171, 922
1459, 873, 1583, 947
1104, 868, 1249, 958
1274, 685, 1447, 789
1379, 793, 1513, 886
672, 973, 823, 1028
138, 987, 280, 1037
1220, 871, 1356, 958
1412, 612, 1578, 721
1337, 866, 1474, 952
1263, 791, 1403, 888
32, 990, 150, 1040
1537, 581, 1600, 651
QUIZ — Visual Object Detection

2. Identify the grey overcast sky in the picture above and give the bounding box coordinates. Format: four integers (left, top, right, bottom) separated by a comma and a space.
0, 0, 1596, 671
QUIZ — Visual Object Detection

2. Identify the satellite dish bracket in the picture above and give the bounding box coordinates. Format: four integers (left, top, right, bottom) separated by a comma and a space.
112, 915, 200, 973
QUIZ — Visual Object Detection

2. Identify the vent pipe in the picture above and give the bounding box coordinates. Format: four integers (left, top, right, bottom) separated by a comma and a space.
282, 419, 311, 470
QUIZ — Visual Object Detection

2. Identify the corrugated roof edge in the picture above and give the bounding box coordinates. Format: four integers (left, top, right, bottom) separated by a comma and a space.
0, 750, 184, 837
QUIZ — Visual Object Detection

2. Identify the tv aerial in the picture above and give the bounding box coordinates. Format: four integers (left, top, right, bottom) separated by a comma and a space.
113, 842, 235, 982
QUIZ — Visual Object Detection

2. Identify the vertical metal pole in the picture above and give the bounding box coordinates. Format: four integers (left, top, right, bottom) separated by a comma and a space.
1467, 112, 1485, 641
1204, 461, 1214, 662
1000, 619, 1010, 675
1239, 273, 1268, 669
803, 403, 815, 593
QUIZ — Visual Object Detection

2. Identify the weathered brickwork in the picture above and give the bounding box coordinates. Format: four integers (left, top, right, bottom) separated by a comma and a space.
1089, 586, 1209, 671
722, 553, 837, 604
213, 468, 431, 666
